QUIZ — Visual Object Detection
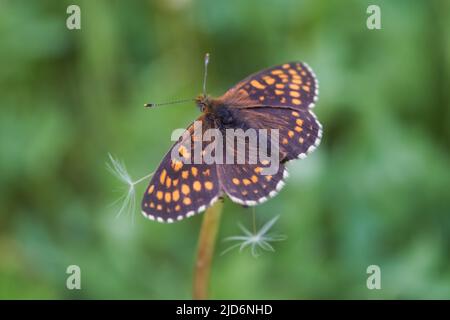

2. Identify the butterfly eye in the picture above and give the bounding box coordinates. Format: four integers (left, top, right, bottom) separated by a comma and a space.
197, 102, 205, 112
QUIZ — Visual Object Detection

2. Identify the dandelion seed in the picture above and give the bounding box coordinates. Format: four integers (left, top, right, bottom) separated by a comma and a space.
221, 215, 287, 257
106, 153, 153, 223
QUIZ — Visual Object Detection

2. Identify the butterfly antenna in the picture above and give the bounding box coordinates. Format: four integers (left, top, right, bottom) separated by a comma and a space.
144, 98, 195, 108
203, 53, 210, 97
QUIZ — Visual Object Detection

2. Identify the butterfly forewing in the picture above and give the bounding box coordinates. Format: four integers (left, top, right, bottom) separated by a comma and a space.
222, 62, 319, 110
141, 116, 221, 223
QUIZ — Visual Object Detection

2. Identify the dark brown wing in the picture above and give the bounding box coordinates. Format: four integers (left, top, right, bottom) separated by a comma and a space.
218, 162, 288, 206
215, 107, 321, 205
214, 119, 287, 206
221, 62, 319, 110
236, 107, 322, 162
141, 115, 222, 223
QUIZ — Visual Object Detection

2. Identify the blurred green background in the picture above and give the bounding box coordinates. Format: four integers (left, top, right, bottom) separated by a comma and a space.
0, 0, 449, 299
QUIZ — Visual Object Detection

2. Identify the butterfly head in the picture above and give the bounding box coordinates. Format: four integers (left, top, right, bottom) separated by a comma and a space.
195, 94, 211, 112
195, 95, 225, 115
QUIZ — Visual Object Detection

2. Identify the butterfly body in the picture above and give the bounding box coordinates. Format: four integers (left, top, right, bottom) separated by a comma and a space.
142, 61, 322, 223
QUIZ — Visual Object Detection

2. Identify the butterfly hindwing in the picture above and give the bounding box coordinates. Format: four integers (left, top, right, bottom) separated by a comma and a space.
222, 62, 319, 110
141, 116, 221, 223
236, 107, 322, 162
218, 162, 288, 206
214, 127, 288, 206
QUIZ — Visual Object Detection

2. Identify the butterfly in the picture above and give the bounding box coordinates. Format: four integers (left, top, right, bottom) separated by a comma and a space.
141, 55, 322, 223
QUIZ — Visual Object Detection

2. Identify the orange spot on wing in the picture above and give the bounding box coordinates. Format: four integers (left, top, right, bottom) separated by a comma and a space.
271, 70, 283, 75
181, 184, 190, 195
205, 181, 214, 190
191, 167, 198, 177
159, 169, 167, 184
193, 181, 202, 192
290, 91, 300, 97
295, 126, 303, 132
275, 90, 284, 95
183, 197, 192, 205
166, 177, 172, 188
238, 89, 248, 96
232, 178, 240, 185
251, 175, 258, 183
243, 178, 251, 186
156, 191, 163, 200
182, 170, 189, 179
250, 80, 266, 89
289, 84, 300, 90
165, 192, 171, 203
148, 185, 154, 194
296, 119, 304, 126
303, 85, 310, 92
172, 190, 180, 201
288, 130, 294, 138
171, 160, 183, 172
263, 76, 275, 85
178, 145, 189, 159
292, 98, 301, 105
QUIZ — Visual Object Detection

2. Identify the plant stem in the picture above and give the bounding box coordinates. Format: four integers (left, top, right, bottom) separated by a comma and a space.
193, 200, 223, 299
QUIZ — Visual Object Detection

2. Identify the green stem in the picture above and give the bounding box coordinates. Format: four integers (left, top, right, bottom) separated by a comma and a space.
193, 201, 223, 299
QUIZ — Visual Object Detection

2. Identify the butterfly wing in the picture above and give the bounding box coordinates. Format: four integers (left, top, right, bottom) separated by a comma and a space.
213, 123, 287, 206
218, 162, 288, 206
141, 115, 222, 223
221, 62, 319, 110
236, 107, 322, 162
216, 107, 321, 206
